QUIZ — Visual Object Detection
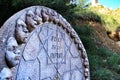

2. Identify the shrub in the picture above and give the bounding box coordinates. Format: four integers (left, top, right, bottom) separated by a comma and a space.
74, 25, 120, 80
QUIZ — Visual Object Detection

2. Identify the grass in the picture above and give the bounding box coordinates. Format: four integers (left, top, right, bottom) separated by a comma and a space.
74, 25, 120, 80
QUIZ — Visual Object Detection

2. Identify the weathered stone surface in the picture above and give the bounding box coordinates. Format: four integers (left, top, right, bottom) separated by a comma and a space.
0, 6, 90, 80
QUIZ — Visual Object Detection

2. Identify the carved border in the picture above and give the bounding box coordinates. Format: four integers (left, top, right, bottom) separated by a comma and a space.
22, 6, 90, 80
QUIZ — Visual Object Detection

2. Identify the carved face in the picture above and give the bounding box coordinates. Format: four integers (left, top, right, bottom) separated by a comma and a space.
16, 19, 29, 43
26, 10, 38, 32
5, 37, 20, 67
0, 68, 12, 80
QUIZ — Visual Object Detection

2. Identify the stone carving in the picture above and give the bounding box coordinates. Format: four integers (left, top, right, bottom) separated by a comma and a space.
26, 10, 37, 32
0, 37, 20, 80
0, 6, 90, 80
34, 8, 43, 24
5, 37, 20, 68
0, 67, 12, 80
41, 8, 49, 22
15, 19, 29, 44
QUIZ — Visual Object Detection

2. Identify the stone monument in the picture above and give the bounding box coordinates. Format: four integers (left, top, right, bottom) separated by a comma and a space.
0, 6, 90, 80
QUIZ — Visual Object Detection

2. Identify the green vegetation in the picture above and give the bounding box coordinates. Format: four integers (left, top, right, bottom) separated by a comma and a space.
89, 5, 120, 31
0, 0, 79, 26
74, 25, 120, 80
0, 0, 120, 80
75, 4, 120, 80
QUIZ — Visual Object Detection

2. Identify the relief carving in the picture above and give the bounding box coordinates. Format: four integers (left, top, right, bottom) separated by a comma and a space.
0, 6, 90, 80
0, 37, 20, 80
41, 8, 49, 22
34, 8, 43, 25
5, 37, 20, 68
15, 19, 29, 44
0, 67, 12, 80
26, 10, 37, 32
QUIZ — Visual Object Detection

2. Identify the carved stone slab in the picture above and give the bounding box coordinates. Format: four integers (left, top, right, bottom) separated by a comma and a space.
0, 6, 90, 80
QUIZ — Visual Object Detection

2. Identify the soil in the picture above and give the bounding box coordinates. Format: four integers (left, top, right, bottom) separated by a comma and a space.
76, 20, 120, 54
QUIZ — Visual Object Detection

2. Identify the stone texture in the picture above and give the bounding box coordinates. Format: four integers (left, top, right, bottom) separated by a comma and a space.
0, 6, 90, 80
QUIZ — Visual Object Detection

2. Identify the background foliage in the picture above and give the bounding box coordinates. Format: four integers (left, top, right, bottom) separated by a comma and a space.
0, 0, 77, 26
89, 5, 120, 32
74, 25, 120, 80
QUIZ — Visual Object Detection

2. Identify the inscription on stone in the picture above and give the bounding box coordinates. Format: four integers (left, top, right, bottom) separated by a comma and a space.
47, 27, 65, 64
0, 6, 90, 80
